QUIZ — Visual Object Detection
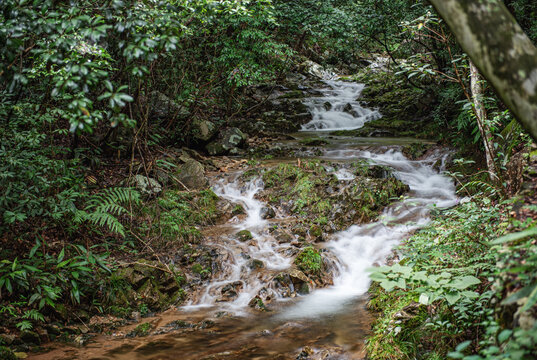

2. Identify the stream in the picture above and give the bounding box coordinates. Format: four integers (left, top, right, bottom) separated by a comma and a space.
32, 80, 458, 359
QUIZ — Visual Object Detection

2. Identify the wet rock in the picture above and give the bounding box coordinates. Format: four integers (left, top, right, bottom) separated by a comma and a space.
127, 322, 154, 337
176, 160, 209, 190
206, 128, 247, 155
236, 230, 253, 242
191, 118, 217, 142
247, 259, 265, 270
248, 296, 268, 311
198, 320, 215, 329
343, 103, 353, 113
218, 281, 243, 302
165, 320, 194, 330
130, 175, 162, 196
323, 101, 332, 111
366, 165, 393, 179
260, 206, 276, 219
296, 346, 314, 360
272, 228, 294, 244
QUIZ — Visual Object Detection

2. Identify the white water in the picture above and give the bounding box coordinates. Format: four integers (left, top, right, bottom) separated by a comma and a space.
281, 149, 458, 319
301, 80, 382, 131
183, 177, 293, 313
184, 79, 457, 321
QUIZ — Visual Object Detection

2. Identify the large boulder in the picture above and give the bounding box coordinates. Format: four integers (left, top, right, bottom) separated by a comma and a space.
176, 160, 209, 190
206, 128, 247, 156
146, 91, 190, 120
191, 118, 217, 142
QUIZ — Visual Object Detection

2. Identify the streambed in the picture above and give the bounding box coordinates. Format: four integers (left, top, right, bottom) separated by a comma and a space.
30, 80, 457, 360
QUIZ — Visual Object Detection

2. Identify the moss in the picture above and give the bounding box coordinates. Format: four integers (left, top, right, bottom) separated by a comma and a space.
236, 230, 253, 241
131, 322, 153, 337
299, 137, 329, 146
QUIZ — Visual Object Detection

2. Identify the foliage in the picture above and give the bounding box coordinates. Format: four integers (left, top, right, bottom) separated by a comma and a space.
295, 246, 322, 275
0, 238, 112, 330
367, 198, 537, 360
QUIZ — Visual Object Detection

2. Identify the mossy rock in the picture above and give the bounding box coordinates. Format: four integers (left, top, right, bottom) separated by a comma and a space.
299, 137, 329, 146
236, 230, 253, 242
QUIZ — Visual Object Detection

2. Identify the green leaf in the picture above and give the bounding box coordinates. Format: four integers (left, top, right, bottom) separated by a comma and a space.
455, 340, 472, 352
501, 284, 536, 305
498, 329, 512, 343
520, 283, 537, 313
450, 276, 481, 290
445, 292, 461, 305
492, 227, 537, 244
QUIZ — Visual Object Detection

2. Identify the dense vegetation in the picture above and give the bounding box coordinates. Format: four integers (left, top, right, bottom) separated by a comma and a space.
1, 0, 537, 358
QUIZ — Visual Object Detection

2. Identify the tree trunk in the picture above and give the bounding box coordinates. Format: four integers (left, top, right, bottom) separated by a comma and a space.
429, 0, 537, 142
469, 60, 496, 180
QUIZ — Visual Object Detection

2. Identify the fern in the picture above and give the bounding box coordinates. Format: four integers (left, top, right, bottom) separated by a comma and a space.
75, 187, 140, 236
458, 180, 500, 197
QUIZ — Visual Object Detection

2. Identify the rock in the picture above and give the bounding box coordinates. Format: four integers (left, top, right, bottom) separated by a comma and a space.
146, 91, 189, 120
300, 60, 334, 79
176, 160, 209, 190
343, 103, 353, 113
366, 165, 393, 179
0, 334, 15, 346
260, 206, 276, 219
236, 230, 253, 242
296, 346, 314, 360
206, 128, 247, 156
20, 330, 40, 345
247, 259, 265, 270
191, 118, 217, 142
130, 175, 162, 196
218, 281, 243, 302
272, 228, 294, 244
323, 101, 332, 111
248, 296, 268, 311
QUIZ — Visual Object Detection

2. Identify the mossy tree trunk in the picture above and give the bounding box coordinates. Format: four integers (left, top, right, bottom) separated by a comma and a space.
429, 0, 537, 141
469, 60, 496, 180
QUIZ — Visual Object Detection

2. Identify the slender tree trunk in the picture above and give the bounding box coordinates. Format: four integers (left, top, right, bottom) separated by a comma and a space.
429, 0, 537, 142
469, 60, 496, 180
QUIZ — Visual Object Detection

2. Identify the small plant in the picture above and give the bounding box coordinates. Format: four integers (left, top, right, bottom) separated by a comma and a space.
295, 246, 322, 275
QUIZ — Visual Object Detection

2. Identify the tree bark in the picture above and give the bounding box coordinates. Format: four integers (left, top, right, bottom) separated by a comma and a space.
429, 0, 537, 141
469, 60, 496, 180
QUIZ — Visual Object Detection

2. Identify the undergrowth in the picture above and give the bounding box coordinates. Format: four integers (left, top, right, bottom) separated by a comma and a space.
367, 198, 537, 359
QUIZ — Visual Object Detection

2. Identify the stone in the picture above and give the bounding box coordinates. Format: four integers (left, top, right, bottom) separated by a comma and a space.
206, 128, 247, 156
131, 175, 162, 196
260, 206, 276, 219
236, 230, 253, 242
191, 118, 217, 142
247, 259, 265, 270
147, 91, 190, 120
20, 330, 40, 345
176, 160, 209, 190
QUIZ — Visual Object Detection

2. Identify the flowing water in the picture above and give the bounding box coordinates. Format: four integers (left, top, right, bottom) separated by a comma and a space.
31, 79, 457, 360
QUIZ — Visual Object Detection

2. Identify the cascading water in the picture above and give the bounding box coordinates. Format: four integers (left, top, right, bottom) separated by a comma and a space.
281, 149, 457, 319
301, 80, 382, 131
183, 175, 294, 313
33, 78, 459, 360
